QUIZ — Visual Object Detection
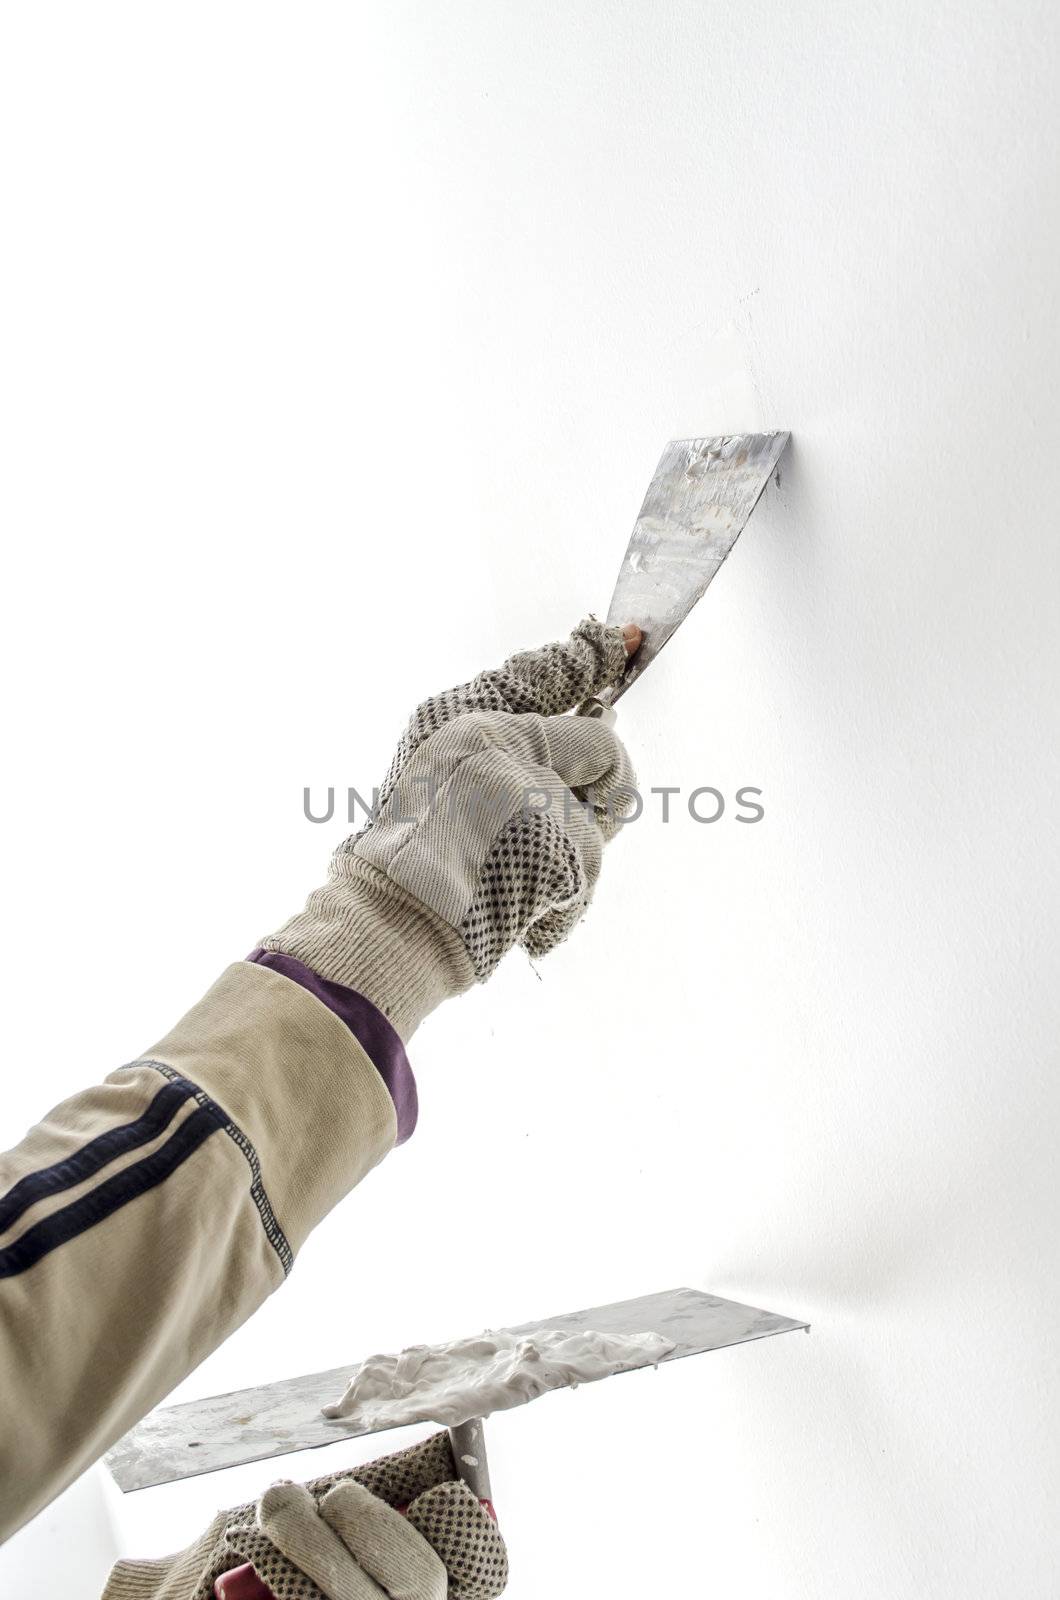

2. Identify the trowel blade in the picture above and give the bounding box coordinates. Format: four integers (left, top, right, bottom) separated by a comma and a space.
606, 431, 790, 704
104, 1286, 808, 1491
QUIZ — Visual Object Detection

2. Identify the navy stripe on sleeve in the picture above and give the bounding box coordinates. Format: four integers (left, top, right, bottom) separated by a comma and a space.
0, 1104, 225, 1280
0, 1078, 199, 1235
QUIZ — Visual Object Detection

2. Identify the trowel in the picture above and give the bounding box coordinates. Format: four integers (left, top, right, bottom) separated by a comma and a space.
106, 1287, 808, 1496
580, 431, 790, 722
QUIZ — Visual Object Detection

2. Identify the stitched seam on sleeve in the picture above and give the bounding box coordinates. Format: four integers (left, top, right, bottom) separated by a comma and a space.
119, 1058, 295, 1277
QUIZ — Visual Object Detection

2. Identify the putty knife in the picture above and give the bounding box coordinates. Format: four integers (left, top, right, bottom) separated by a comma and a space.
581, 431, 789, 721
105, 1287, 808, 1491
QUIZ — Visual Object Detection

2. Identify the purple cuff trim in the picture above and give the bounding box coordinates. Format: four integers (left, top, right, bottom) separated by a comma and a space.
246, 948, 417, 1144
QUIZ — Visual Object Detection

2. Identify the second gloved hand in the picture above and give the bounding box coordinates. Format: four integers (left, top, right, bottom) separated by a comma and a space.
262, 619, 637, 1039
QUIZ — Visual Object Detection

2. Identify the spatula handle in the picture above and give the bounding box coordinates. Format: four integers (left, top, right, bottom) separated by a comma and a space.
447, 1418, 492, 1501
577, 695, 617, 727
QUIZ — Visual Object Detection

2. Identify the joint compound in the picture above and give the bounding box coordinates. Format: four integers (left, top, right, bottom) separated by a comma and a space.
321, 1328, 676, 1430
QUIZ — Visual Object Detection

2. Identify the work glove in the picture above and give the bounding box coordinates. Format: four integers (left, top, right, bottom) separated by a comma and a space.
262, 619, 637, 1039
102, 1432, 508, 1600
229, 1478, 450, 1600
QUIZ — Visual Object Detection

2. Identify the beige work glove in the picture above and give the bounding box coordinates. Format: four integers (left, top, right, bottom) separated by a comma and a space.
249, 1478, 448, 1599
262, 619, 636, 1039
102, 1431, 507, 1600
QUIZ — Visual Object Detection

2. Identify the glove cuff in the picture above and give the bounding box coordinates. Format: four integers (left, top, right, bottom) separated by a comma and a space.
262, 855, 475, 1041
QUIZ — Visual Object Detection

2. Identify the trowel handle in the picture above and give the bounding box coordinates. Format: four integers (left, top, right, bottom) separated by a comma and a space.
577, 696, 617, 728
447, 1418, 492, 1502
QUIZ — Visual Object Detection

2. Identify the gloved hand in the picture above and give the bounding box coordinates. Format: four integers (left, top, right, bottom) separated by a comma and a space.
246, 1477, 449, 1599
262, 619, 638, 1039
104, 1431, 508, 1600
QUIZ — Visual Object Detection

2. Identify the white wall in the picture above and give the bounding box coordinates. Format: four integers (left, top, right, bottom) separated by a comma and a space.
2, 3, 1058, 1595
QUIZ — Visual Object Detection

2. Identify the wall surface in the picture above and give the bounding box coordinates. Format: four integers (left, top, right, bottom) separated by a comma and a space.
1, 3, 1058, 1596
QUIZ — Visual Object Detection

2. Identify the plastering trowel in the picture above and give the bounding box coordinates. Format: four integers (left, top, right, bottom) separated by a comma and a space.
106, 1287, 807, 1495
580, 431, 790, 723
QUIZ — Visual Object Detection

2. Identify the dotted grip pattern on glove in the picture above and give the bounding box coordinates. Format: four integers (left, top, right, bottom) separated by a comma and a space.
102, 1431, 508, 1600
263, 620, 636, 1037
460, 807, 582, 977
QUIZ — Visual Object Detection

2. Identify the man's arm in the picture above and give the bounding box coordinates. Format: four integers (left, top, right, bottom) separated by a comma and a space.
0, 620, 638, 1542
0, 960, 395, 1543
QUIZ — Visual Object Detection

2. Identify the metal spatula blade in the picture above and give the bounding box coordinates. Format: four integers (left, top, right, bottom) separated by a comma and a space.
104, 1287, 807, 1491
602, 431, 789, 707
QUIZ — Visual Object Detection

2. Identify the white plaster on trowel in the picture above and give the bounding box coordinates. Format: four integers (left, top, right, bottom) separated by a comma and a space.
321, 1328, 676, 1431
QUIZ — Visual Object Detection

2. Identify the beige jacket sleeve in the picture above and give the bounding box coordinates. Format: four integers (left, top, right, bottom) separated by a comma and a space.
0, 961, 397, 1545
